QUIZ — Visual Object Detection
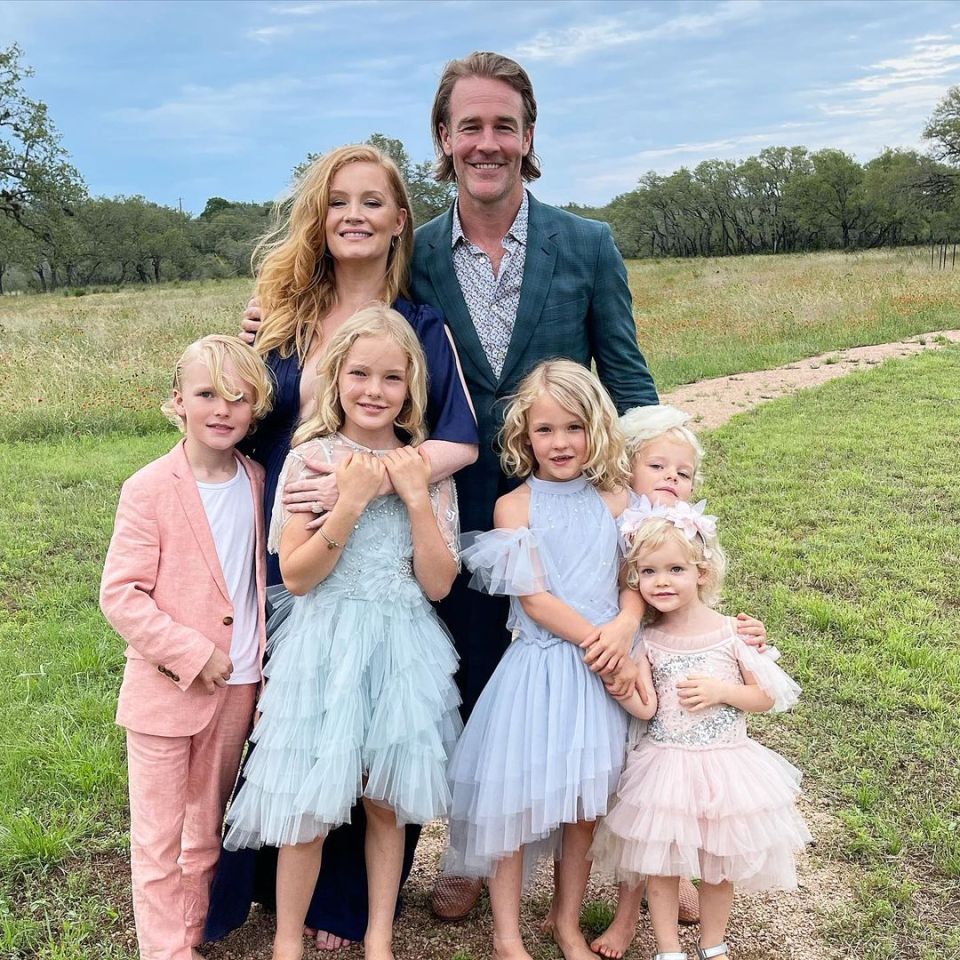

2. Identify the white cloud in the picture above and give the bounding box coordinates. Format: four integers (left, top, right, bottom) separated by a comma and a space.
514, 0, 762, 63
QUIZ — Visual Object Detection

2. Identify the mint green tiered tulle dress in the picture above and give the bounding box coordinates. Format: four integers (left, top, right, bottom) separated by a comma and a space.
224, 435, 462, 850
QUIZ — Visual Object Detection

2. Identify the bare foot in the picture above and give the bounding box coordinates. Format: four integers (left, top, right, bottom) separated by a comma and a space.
553, 926, 600, 960
589, 914, 637, 960
362, 937, 394, 960
493, 933, 534, 960
272, 936, 304, 960
313, 929, 353, 951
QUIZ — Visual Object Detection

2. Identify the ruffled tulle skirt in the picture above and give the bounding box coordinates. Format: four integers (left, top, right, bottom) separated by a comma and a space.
224, 587, 461, 850
444, 637, 629, 881
590, 737, 812, 891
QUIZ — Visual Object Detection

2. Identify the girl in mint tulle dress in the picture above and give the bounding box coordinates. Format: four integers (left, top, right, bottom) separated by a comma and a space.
590, 503, 811, 960
224, 306, 462, 960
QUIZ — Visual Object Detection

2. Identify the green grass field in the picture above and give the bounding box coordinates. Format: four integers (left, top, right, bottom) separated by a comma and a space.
1, 248, 958, 958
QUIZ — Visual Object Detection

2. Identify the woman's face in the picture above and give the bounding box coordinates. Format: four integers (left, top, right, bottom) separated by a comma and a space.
324, 161, 406, 267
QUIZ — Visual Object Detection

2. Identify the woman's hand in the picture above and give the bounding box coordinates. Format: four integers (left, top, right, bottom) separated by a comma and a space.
283, 461, 339, 520
382, 447, 431, 508
336, 453, 385, 513
735, 612, 768, 652
240, 296, 262, 346
676, 674, 727, 712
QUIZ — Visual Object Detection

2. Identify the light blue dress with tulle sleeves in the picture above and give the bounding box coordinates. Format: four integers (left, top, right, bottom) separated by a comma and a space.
223, 434, 462, 850
444, 473, 630, 881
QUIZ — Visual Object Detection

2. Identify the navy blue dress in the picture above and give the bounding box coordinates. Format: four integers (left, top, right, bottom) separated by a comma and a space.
204, 296, 478, 943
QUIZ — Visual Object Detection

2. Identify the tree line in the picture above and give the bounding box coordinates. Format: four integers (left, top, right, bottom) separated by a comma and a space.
4, 42, 960, 294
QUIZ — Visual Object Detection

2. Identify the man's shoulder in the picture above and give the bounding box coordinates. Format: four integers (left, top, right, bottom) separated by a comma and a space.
414, 206, 454, 249
528, 194, 609, 241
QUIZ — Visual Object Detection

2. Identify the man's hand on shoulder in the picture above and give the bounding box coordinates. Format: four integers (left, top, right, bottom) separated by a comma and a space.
240, 297, 262, 346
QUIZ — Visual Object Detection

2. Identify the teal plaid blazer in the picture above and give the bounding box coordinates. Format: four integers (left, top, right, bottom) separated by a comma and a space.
411, 192, 658, 530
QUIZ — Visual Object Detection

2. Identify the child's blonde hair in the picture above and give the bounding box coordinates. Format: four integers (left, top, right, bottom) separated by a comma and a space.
498, 360, 630, 492
621, 404, 705, 488
625, 515, 726, 610
161, 335, 274, 432
291, 304, 428, 447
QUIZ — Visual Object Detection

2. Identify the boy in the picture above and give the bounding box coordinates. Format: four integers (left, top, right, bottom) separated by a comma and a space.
100, 335, 272, 960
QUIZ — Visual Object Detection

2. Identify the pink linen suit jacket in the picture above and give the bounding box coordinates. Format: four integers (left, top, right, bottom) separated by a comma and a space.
100, 439, 267, 738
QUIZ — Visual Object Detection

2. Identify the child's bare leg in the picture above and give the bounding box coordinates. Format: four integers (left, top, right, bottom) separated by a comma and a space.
552, 820, 599, 960
539, 861, 560, 934
488, 849, 533, 960
590, 880, 643, 959
646, 876, 681, 955
362, 798, 404, 960
697, 881, 733, 954
275, 836, 325, 960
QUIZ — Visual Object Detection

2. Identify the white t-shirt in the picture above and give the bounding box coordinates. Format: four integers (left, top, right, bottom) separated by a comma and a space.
196, 462, 260, 685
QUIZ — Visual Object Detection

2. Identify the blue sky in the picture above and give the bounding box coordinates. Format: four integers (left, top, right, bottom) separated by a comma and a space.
3, 0, 960, 216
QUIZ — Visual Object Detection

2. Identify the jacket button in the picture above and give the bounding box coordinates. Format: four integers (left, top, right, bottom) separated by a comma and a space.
170, 673, 180, 682
222, 615, 234, 626
157, 664, 165, 674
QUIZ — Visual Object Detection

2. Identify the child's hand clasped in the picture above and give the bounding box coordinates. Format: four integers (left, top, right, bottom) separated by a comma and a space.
676, 673, 727, 712
382, 446, 431, 506
580, 614, 636, 675
336, 452, 386, 511
194, 647, 234, 695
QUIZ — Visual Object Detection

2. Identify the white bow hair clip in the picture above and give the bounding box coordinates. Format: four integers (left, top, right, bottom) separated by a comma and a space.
620, 496, 718, 557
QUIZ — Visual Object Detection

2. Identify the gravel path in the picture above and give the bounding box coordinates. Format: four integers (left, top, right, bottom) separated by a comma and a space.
200, 335, 960, 960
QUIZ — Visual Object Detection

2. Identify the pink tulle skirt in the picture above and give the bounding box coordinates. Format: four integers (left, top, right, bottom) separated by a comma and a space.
590, 737, 812, 892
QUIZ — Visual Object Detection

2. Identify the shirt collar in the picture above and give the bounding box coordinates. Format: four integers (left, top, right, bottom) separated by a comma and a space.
451, 190, 529, 249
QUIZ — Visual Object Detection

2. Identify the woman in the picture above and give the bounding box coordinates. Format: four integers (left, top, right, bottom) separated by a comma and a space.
204, 144, 478, 951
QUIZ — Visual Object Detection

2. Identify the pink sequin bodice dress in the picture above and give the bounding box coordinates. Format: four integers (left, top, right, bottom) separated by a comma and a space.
590, 616, 812, 891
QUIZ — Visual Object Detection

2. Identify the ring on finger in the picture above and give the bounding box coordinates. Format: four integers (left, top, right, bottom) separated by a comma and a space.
311, 501, 323, 514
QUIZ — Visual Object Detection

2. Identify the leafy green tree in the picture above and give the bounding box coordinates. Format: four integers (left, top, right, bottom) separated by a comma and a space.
923, 86, 960, 165
0, 44, 85, 228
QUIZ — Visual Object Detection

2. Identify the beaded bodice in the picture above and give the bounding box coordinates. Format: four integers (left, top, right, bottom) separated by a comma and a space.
644, 620, 747, 748
269, 434, 458, 606
507, 475, 621, 649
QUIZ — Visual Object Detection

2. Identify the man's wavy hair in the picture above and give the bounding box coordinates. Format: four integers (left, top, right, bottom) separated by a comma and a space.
498, 360, 630, 492
431, 51, 541, 184
252, 145, 413, 362
291, 305, 428, 448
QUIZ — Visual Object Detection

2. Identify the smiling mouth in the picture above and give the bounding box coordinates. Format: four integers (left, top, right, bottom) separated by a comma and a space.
470, 162, 503, 170
340, 231, 372, 239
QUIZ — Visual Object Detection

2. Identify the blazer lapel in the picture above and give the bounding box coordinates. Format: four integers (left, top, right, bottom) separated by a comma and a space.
170, 442, 231, 604
498, 195, 557, 388
424, 208, 498, 391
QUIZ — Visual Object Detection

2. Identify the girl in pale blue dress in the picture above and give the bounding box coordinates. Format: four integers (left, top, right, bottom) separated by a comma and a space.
224, 306, 462, 960
445, 360, 644, 960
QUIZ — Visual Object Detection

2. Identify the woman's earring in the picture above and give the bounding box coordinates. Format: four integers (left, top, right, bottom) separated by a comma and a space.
390, 235, 399, 252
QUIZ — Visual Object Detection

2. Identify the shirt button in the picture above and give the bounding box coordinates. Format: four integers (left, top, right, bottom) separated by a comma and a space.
223, 615, 234, 626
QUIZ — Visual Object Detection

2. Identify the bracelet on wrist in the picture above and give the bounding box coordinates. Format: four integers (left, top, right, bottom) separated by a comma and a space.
317, 527, 342, 551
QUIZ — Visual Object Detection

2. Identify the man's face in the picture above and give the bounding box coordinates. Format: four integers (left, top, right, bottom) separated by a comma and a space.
439, 76, 533, 209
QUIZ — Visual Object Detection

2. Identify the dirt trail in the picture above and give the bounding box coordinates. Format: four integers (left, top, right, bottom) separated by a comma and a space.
663, 330, 960, 429
203, 333, 960, 959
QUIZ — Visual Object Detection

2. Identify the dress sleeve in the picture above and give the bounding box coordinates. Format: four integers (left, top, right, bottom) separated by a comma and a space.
460, 527, 551, 596
409, 303, 479, 444
735, 636, 801, 712
429, 476, 461, 565
266, 440, 334, 554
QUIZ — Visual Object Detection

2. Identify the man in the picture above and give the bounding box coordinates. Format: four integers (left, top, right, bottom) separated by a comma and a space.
409, 51, 660, 923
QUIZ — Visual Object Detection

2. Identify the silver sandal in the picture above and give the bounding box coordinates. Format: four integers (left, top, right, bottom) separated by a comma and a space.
695, 944, 729, 960
655, 954, 688, 960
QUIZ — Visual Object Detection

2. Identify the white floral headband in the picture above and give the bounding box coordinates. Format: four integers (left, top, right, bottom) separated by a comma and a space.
620, 495, 718, 558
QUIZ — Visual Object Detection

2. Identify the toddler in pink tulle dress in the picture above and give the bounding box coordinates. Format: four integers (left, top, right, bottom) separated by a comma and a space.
590, 502, 811, 960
